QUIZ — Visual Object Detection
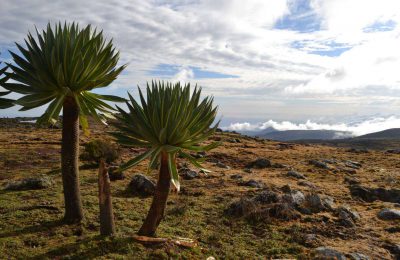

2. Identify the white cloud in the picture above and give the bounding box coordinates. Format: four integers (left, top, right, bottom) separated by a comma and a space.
0, 0, 400, 122
224, 116, 400, 136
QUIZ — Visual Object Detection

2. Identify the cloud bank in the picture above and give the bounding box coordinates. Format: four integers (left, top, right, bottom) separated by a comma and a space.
224, 116, 400, 136
0, 0, 400, 123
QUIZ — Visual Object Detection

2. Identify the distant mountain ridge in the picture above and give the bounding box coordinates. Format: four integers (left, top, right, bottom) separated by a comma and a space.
238, 127, 400, 142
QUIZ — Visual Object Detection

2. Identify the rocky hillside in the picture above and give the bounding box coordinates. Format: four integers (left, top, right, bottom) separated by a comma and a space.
0, 119, 399, 259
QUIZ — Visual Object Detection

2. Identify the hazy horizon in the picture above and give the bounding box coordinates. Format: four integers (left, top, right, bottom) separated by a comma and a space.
1, 0, 400, 133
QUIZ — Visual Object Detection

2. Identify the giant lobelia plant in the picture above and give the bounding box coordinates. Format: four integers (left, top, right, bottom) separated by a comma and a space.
112, 81, 220, 236
0, 60, 13, 109
3, 22, 126, 223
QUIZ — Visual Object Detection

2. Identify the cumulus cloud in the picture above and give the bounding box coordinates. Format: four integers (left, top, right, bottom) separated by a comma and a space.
224, 116, 400, 136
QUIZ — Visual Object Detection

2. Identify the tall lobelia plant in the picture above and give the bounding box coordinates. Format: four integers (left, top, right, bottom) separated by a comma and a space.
3, 22, 126, 223
111, 81, 220, 236
0, 60, 13, 109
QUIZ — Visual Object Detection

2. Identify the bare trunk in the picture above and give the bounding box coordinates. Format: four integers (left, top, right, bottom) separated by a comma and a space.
138, 152, 171, 236
98, 160, 116, 236
61, 96, 83, 224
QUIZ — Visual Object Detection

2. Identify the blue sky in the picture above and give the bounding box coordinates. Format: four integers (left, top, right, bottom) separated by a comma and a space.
1, 0, 400, 134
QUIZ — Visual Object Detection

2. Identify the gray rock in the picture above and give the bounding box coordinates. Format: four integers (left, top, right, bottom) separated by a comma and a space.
305, 194, 335, 212
309, 159, 330, 169
247, 158, 271, 169
302, 233, 319, 247
350, 185, 400, 203
4, 176, 53, 191
224, 198, 256, 217
298, 180, 317, 189
345, 160, 362, 169
287, 171, 306, 179
215, 162, 230, 169
377, 208, 400, 220
344, 176, 360, 185
314, 247, 346, 260
254, 190, 280, 204
282, 190, 305, 206
348, 252, 370, 260
127, 174, 156, 197
180, 168, 199, 180
337, 206, 360, 227
108, 166, 125, 181
230, 174, 243, 180
239, 179, 264, 188
243, 168, 252, 173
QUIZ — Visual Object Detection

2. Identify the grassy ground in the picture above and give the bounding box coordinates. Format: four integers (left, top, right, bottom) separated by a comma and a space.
0, 120, 399, 259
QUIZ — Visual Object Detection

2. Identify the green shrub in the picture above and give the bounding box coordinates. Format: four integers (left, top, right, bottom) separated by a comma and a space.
80, 139, 120, 164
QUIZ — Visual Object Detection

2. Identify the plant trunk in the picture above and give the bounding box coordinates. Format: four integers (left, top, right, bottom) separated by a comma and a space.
98, 160, 116, 236
61, 96, 83, 224
138, 152, 171, 236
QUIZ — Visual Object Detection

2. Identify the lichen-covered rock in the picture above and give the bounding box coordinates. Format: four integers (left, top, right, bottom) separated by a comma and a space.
377, 208, 400, 220
287, 170, 306, 179
247, 158, 271, 169
127, 174, 156, 197
179, 168, 199, 180
314, 247, 346, 260
4, 176, 53, 191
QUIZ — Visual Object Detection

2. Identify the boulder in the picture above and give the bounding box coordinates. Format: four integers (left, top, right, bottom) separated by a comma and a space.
215, 162, 230, 169
337, 205, 360, 227
350, 185, 400, 203
304, 193, 335, 213
287, 171, 306, 179
127, 174, 156, 197
282, 190, 305, 206
179, 168, 199, 180
230, 174, 243, 180
344, 160, 362, 169
309, 159, 330, 169
377, 208, 400, 220
314, 247, 346, 260
254, 190, 280, 204
108, 166, 125, 181
238, 179, 264, 188
247, 158, 271, 169
4, 176, 53, 191
298, 180, 317, 189
348, 252, 370, 260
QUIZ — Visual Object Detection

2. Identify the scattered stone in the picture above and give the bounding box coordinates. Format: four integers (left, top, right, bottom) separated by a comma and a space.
309, 160, 330, 169
386, 149, 400, 154
224, 198, 256, 217
108, 166, 125, 181
346, 148, 369, 153
341, 168, 357, 175
298, 180, 317, 189
247, 158, 271, 169
277, 143, 294, 149
127, 174, 156, 197
337, 205, 360, 227
385, 226, 400, 233
230, 174, 243, 180
377, 208, 400, 220
304, 193, 335, 213
215, 162, 230, 169
302, 233, 319, 247
348, 252, 370, 260
272, 163, 287, 168
350, 185, 400, 203
254, 190, 280, 204
238, 179, 264, 188
314, 247, 346, 260
243, 168, 252, 173
179, 168, 199, 180
345, 160, 362, 169
344, 176, 361, 185
282, 190, 305, 206
4, 176, 53, 191
287, 170, 306, 179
